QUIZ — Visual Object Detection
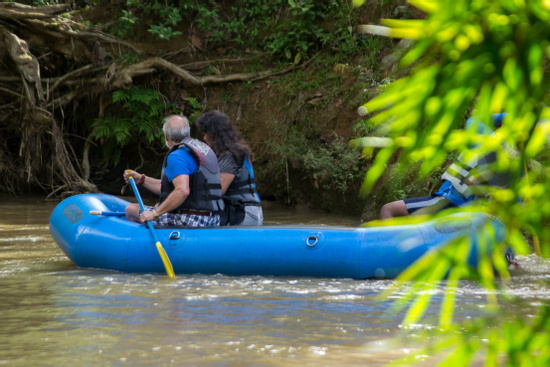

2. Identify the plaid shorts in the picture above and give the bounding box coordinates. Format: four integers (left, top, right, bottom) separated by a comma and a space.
143, 206, 220, 227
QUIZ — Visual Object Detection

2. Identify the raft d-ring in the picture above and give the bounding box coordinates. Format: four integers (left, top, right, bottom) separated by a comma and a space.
169, 231, 180, 240
306, 236, 318, 247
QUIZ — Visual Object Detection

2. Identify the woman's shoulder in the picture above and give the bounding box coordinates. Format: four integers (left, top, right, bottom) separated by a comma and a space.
218, 151, 242, 174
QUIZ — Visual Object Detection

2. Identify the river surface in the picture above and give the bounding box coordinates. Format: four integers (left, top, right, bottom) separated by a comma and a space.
1, 195, 549, 366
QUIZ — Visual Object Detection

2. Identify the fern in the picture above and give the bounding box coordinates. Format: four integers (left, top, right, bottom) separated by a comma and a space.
113, 118, 133, 146
89, 87, 166, 150
184, 97, 205, 124
112, 90, 130, 103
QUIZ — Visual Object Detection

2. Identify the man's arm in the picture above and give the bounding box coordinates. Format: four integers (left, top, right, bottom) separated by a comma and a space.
155, 174, 190, 215
141, 175, 162, 195
124, 170, 162, 195
140, 174, 190, 223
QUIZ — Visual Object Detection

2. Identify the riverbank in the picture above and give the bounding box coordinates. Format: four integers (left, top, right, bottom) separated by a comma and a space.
1, 1, 425, 221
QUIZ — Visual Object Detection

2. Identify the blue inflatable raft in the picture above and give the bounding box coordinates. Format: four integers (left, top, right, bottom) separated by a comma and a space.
49, 194, 505, 279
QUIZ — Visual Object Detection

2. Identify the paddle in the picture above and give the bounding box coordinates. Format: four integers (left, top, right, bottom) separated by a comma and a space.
89, 210, 126, 216
128, 175, 176, 280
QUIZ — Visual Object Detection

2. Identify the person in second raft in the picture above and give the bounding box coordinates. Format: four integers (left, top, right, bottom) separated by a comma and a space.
195, 110, 264, 226
379, 113, 512, 219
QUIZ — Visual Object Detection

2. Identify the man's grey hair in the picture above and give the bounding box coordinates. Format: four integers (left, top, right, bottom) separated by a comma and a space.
162, 115, 190, 143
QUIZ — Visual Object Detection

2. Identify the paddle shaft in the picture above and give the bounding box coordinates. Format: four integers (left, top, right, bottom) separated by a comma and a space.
128, 175, 176, 279
89, 210, 125, 217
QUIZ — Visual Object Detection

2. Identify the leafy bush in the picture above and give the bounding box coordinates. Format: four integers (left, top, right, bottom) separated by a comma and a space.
354, 0, 550, 364
302, 136, 366, 195
83, 0, 401, 60
114, 9, 138, 38
144, 1, 183, 40
89, 87, 174, 165
182, 97, 205, 124
262, 115, 368, 212
191, 0, 389, 60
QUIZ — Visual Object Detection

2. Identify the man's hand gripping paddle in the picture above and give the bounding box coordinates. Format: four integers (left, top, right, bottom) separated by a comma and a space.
128, 174, 175, 280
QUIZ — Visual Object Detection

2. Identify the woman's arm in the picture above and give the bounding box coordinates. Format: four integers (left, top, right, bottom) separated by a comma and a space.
220, 173, 235, 195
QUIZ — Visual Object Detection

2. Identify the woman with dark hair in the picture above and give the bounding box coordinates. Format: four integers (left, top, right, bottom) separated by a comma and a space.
196, 110, 263, 226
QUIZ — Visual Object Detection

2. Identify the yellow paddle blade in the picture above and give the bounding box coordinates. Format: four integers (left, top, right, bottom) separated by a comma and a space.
156, 241, 175, 280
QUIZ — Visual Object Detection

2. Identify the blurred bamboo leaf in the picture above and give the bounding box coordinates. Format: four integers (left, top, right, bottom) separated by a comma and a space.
356, 0, 550, 363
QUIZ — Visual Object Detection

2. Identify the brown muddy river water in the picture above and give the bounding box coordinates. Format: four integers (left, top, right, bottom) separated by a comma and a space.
1, 195, 549, 366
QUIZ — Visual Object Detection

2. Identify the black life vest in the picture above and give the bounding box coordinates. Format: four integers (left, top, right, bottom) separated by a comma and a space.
225, 155, 261, 205
159, 137, 223, 212
219, 155, 261, 226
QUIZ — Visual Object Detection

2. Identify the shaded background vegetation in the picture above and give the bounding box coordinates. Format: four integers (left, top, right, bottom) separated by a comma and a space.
0, 0, 429, 219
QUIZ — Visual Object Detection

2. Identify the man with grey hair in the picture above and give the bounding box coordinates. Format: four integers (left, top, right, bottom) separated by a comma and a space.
123, 115, 223, 227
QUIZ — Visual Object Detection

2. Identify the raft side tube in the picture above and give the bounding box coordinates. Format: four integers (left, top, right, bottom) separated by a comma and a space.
49, 194, 122, 263
359, 213, 506, 279
126, 226, 363, 278
49, 194, 134, 270
76, 216, 140, 272
358, 225, 428, 279
417, 213, 506, 266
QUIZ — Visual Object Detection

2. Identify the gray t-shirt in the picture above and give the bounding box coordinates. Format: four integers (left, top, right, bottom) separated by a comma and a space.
217, 151, 241, 175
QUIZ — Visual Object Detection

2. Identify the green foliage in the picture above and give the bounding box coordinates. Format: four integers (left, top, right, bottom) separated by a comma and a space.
183, 97, 205, 124
114, 9, 138, 38
397, 304, 550, 366
141, 1, 184, 40
222, 92, 232, 103
191, 0, 382, 60
101, 0, 187, 40
263, 116, 367, 212
327, 2, 395, 58
148, 23, 182, 40
112, 88, 163, 141
355, 0, 550, 364
116, 52, 141, 66
87, 0, 397, 60
302, 136, 366, 195
264, 0, 328, 62
89, 87, 169, 165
